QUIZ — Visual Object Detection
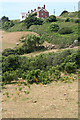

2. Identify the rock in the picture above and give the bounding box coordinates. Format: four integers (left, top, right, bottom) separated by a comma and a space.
69, 44, 74, 48
74, 40, 78, 44
16, 43, 19, 45
33, 100, 37, 103
64, 93, 66, 95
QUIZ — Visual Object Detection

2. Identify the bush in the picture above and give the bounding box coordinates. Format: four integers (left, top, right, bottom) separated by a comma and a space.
1, 16, 10, 24
45, 15, 57, 22
26, 68, 61, 84
50, 23, 59, 32
2, 48, 15, 56
2, 71, 18, 83
2, 55, 21, 72
65, 62, 77, 73
58, 27, 73, 34
75, 19, 80, 23
65, 18, 70, 22
24, 13, 43, 28
60, 10, 68, 16
3, 21, 14, 30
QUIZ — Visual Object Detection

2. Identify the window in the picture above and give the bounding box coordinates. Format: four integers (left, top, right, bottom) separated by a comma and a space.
42, 13, 43, 15
22, 16, 24, 18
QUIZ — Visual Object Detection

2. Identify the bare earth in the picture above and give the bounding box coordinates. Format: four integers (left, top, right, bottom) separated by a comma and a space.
0, 31, 38, 50
2, 80, 78, 118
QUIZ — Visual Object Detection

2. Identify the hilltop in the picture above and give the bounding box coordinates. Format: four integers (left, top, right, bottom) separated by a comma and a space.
60, 11, 79, 18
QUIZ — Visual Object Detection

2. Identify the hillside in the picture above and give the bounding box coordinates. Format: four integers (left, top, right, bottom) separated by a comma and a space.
1, 31, 38, 50
2, 13, 79, 50
60, 11, 78, 18
1, 11, 79, 118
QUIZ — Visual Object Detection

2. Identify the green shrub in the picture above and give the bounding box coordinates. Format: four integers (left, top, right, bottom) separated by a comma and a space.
1, 16, 10, 24
26, 68, 61, 84
65, 17, 70, 22
50, 23, 59, 32
2, 55, 21, 72
65, 62, 77, 73
75, 50, 80, 68
3, 21, 14, 30
60, 10, 69, 16
26, 69, 41, 84
2, 48, 15, 56
75, 19, 80, 23
45, 15, 57, 22
24, 13, 43, 28
2, 71, 18, 83
58, 27, 73, 34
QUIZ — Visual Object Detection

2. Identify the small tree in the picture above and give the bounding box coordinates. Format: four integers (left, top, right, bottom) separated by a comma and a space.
65, 17, 70, 22
60, 10, 68, 16
45, 15, 57, 22
24, 13, 43, 28
65, 62, 77, 73
50, 23, 59, 32
23, 34, 41, 49
1, 16, 10, 23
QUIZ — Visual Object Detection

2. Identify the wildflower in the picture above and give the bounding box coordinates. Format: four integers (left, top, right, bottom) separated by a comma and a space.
16, 91, 20, 95
68, 77, 72, 79
20, 79, 24, 83
35, 77, 38, 82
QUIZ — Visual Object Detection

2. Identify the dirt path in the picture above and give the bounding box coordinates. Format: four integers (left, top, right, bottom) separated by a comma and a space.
2, 80, 78, 118
22, 46, 79, 57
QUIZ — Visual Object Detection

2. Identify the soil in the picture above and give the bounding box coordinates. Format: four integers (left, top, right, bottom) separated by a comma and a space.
0, 31, 38, 50
2, 80, 78, 118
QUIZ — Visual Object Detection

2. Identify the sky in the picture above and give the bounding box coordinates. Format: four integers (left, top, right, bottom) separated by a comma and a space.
0, 0, 79, 20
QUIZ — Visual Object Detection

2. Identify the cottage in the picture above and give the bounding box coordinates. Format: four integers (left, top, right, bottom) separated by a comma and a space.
20, 5, 49, 21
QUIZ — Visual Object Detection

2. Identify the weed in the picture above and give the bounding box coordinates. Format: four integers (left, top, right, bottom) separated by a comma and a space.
24, 90, 30, 94
19, 87, 22, 91
6, 92, 9, 98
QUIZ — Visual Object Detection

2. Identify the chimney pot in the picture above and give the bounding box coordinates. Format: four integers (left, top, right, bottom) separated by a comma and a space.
31, 10, 33, 13
44, 5, 45, 9
37, 6, 40, 9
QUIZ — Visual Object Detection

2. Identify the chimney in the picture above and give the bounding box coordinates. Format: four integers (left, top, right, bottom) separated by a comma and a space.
43, 5, 45, 9
31, 10, 33, 13
37, 6, 41, 9
34, 9, 36, 11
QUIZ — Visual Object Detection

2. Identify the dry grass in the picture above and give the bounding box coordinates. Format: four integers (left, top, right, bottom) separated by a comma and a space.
2, 80, 78, 118
1, 31, 38, 50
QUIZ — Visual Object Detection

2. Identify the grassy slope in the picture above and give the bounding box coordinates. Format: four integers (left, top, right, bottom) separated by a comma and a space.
8, 22, 28, 32
29, 21, 78, 48
60, 11, 78, 18
1, 31, 39, 50
2, 11, 78, 50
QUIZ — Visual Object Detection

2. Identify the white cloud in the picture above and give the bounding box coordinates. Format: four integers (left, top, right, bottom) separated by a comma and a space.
0, 0, 79, 2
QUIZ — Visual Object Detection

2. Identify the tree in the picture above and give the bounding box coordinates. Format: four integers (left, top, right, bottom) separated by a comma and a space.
60, 10, 68, 16
24, 13, 43, 28
45, 15, 57, 22
1, 16, 10, 23
23, 34, 41, 49
3, 21, 14, 30
50, 23, 59, 32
